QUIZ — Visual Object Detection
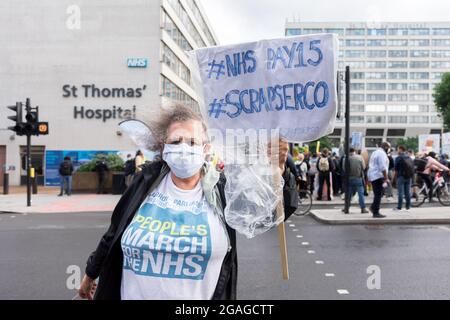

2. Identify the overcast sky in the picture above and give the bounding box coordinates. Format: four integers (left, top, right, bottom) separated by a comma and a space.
199, 0, 450, 45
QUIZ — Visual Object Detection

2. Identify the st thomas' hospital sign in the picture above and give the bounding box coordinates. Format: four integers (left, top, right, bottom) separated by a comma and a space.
62, 84, 148, 122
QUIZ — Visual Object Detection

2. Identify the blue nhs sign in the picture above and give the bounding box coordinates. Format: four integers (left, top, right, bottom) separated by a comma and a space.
127, 58, 148, 68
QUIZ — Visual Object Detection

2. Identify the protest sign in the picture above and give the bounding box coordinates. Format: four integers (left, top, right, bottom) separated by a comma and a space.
190, 34, 338, 280
351, 132, 363, 149
190, 33, 338, 143
442, 132, 450, 155
419, 134, 440, 154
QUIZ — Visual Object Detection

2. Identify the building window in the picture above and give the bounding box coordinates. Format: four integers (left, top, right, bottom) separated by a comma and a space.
366, 94, 386, 102
161, 76, 197, 110
351, 94, 365, 101
388, 72, 408, 80
432, 28, 450, 35
346, 28, 365, 36
185, 0, 216, 45
431, 116, 443, 123
432, 61, 450, 68
388, 61, 408, 68
162, 11, 193, 52
350, 104, 365, 112
350, 83, 365, 91
346, 39, 365, 46
431, 50, 450, 58
388, 39, 408, 46
409, 105, 429, 112
388, 94, 408, 102
350, 116, 365, 123
366, 61, 387, 68
366, 104, 386, 112
432, 39, 450, 46
388, 116, 408, 123
409, 94, 429, 102
345, 50, 365, 58
409, 28, 429, 36
388, 83, 408, 90
389, 50, 408, 58
366, 116, 386, 123
367, 28, 387, 36
367, 50, 387, 58
351, 72, 365, 79
410, 72, 429, 79
286, 28, 301, 36
410, 50, 429, 57
366, 72, 386, 79
303, 28, 323, 34
387, 129, 406, 137
409, 116, 429, 123
325, 28, 344, 36
367, 39, 386, 46
387, 105, 407, 112
366, 129, 384, 136
409, 39, 430, 46
409, 61, 429, 68
161, 43, 191, 85
389, 28, 408, 36
409, 83, 429, 90
348, 61, 365, 69
367, 83, 386, 90
431, 72, 444, 80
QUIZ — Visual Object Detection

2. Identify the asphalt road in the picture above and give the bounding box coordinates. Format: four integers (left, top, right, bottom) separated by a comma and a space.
0, 211, 449, 300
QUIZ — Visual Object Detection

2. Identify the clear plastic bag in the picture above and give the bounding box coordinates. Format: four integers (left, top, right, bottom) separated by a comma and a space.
222, 142, 284, 238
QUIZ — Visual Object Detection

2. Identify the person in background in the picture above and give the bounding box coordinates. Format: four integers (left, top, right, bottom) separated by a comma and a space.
317, 148, 335, 201
393, 145, 415, 212
418, 151, 450, 202
58, 156, 74, 196
307, 152, 318, 195
384, 151, 395, 201
331, 152, 342, 197
123, 154, 135, 188
135, 150, 145, 173
94, 156, 109, 194
295, 153, 309, 190
367, 142, 391, 218
341, 148, 368, 214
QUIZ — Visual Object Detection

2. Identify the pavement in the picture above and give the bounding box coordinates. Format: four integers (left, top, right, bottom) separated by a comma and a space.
2, 188, 450, 225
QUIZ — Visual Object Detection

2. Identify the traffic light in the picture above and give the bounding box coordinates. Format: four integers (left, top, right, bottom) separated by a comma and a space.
7, 102, 26, 135
25, 106, 39, 136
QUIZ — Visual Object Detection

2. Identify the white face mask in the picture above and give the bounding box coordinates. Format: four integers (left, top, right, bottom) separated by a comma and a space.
162, 143, 205, 179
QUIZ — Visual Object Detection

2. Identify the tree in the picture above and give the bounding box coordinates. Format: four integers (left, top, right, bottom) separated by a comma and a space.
309, 136, 333, 154
395, 137, 418, 152
433, 72, 450, 130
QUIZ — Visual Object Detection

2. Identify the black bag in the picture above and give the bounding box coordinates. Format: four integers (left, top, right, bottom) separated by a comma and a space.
59, 161, 71, 176
402, 156, 415, 179
414, 157, 427, 173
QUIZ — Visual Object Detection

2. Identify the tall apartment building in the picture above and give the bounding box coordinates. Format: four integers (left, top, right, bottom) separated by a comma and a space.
0, 0, 217, 186
285, 21, 449, 148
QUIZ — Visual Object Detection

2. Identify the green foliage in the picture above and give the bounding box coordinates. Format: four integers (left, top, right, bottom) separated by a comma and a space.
395, 137, 418, 152
309, 136, 333, 154
433, 72, 450, 130
76, 153, 124, 172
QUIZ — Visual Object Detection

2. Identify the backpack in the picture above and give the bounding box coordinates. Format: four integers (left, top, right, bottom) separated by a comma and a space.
318, 157, 330, 172
60, 161, 71, 176
402, 156, 415, 179
414, 157, 427, 173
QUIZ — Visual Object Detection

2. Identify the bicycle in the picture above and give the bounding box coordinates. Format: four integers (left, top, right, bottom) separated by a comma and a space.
411, 171, 450, 207
294, 180, 313, 216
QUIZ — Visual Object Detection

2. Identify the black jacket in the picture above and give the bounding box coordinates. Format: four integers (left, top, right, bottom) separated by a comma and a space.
85, 161, 296, 300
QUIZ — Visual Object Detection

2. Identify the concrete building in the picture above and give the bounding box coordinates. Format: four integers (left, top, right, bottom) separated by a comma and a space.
285, 21, 449, 149
0, 0, 217, 186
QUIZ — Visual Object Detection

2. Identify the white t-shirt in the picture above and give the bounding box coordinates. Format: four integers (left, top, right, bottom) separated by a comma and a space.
120, 174, 229, 300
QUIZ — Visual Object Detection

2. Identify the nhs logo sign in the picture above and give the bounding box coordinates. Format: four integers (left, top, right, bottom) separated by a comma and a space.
127, 58, 148, 68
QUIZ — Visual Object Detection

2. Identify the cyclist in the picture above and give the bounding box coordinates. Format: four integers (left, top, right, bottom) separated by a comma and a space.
417, 151, 450, 202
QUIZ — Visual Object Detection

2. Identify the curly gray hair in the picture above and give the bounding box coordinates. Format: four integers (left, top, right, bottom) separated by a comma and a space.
148, 104, 208, 152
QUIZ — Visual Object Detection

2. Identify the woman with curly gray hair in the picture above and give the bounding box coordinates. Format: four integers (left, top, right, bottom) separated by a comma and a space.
78, 104, 292, 300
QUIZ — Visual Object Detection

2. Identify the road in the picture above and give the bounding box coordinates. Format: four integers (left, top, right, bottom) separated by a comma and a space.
0, 211, 449, 300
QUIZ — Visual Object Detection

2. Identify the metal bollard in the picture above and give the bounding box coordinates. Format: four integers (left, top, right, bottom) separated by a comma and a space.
32, 177, 38, 194
3, 173, 9, 195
